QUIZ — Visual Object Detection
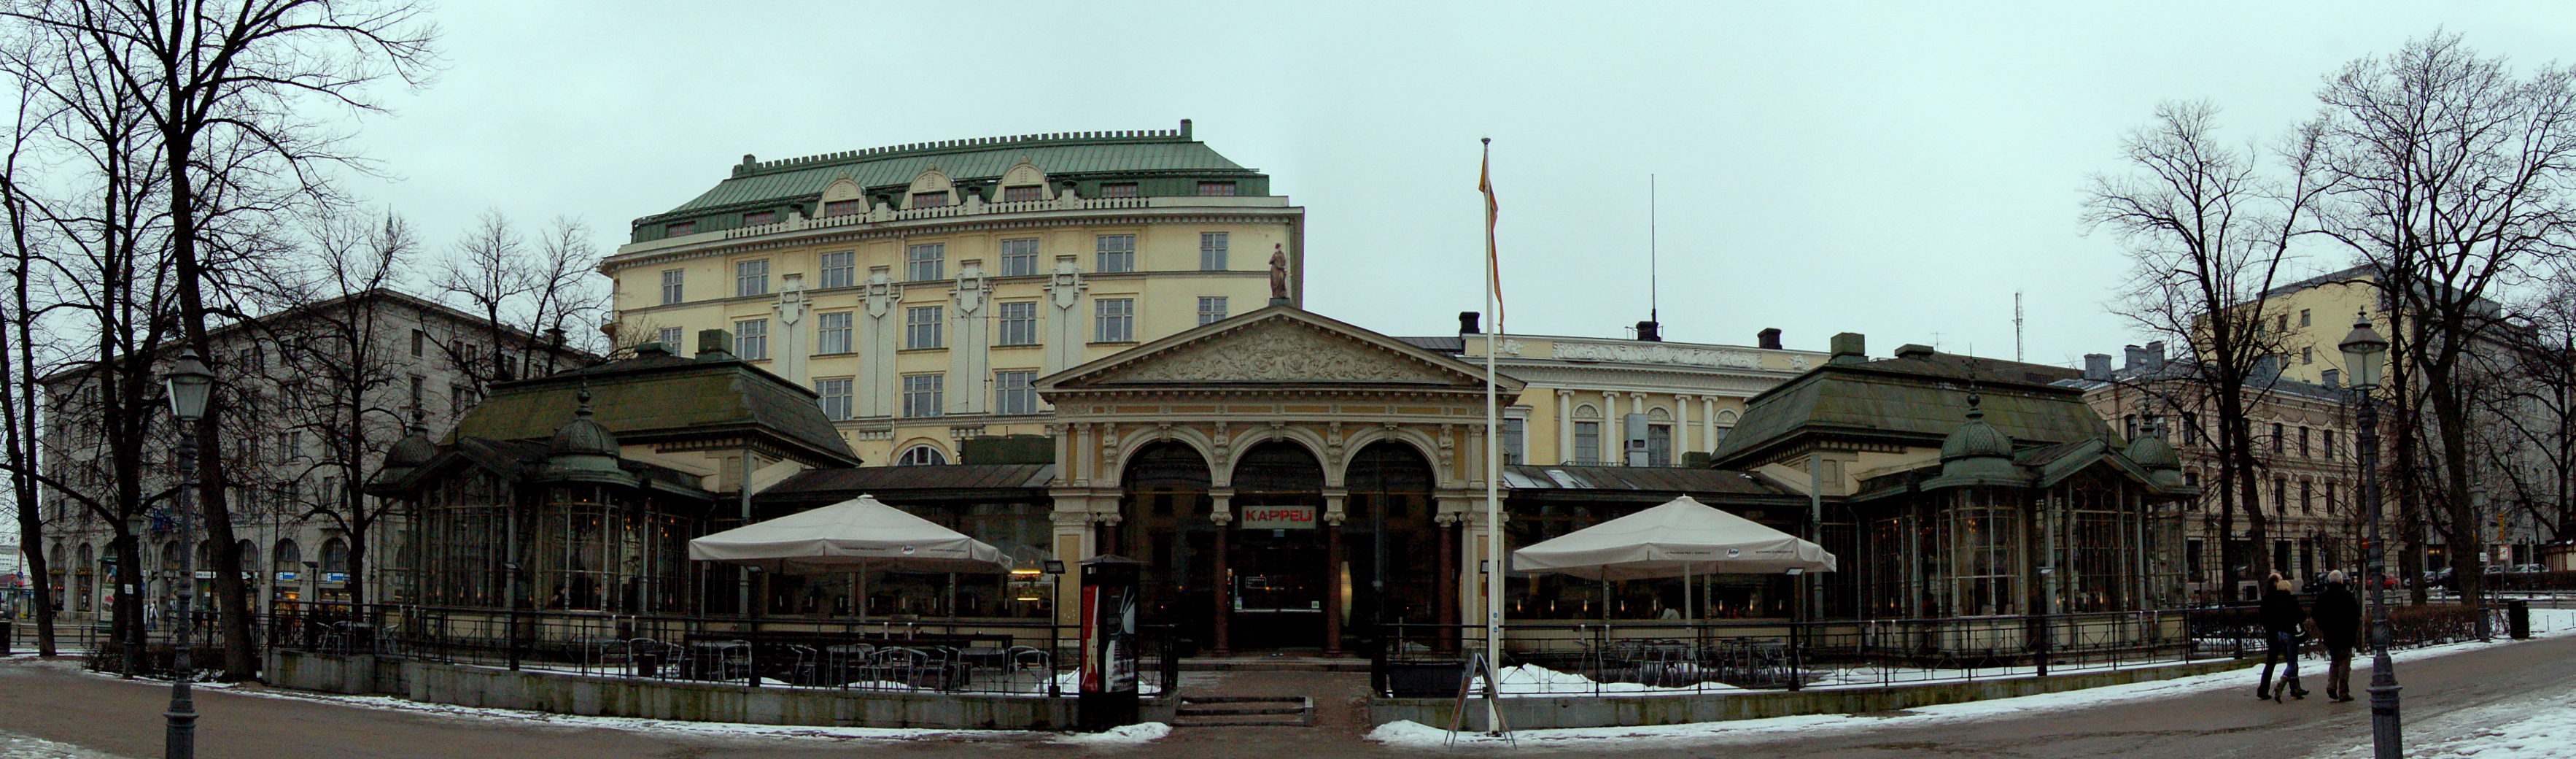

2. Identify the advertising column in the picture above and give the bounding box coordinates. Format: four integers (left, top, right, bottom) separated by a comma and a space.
1077, 555, 1143, 732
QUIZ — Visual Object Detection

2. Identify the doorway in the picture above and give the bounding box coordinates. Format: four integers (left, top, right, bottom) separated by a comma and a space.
1229, 529, 1327, 650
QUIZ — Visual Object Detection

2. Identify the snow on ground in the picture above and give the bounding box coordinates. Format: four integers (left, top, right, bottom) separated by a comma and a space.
0, 728, 131, 759
2403, 696, 2576, 759
1472, 664, 1742, 696
1371, 609, 2576, 751
1053, 722, 1171, 746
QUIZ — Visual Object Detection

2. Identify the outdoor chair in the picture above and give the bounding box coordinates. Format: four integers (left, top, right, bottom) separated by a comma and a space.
1005, 645, 1051, 671
869, 647, 930, 688
823, 644, 874, 686
784, 644, 820, 685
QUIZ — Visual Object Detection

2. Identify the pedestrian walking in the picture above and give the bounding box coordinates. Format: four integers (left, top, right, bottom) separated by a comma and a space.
2257, 572, 2308, 701
2313, 569, 2362, 703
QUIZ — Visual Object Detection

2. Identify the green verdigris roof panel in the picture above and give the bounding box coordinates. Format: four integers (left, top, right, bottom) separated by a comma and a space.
661, 139, 1253, 217
1710, 356, 2113, 469
449, 355, 858, 468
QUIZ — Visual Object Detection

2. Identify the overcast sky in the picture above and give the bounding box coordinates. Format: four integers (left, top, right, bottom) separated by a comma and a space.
334, 1, 2576, 369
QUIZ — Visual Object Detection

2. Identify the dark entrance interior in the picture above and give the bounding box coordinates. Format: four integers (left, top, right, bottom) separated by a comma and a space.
1230, 442, 1329, 651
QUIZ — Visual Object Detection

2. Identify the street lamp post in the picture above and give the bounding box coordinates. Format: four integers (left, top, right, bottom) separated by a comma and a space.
2340, 313, 2400, 759
161, 348, 214, 759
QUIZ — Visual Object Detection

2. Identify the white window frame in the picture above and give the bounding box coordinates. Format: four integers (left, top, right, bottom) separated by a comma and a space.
1095, 235, 1135, 274
907, 244, 945, 281
815, 378, 853, 421
1197, 296, 1227, 325
896, 445, 947, 466
734, 319, 769, 360
819, 250, 856, 289
996, 301, 1039, 345
901, 374, 944, 418
661, 269, 685, 304
999, 239, 1040, 277
1200, 232, 1228, 270
995, 370, 1038, 415
1095, 298, 1134, 343
905, 306, 944, 350
816, 311, 853, 354
736, 260, 769, 298
658, 327, 683, 350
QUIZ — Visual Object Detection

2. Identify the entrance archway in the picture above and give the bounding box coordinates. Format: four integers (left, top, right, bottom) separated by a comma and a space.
1229, 441, 1327, 651
1345, 442, 1441, 635
1118, 442, 1215, 648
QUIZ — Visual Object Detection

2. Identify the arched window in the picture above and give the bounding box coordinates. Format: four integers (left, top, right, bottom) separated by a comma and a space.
162, 540, 182, 574
273, 539, 301, 574
320, 537, 349, 574
896, 446, 947, 466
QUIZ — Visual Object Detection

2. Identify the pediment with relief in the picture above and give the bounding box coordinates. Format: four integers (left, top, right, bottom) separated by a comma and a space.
1091, 320, 1467, 386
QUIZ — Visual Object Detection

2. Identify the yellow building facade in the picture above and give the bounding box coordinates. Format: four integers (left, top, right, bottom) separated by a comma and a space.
600, 123, 1304, 466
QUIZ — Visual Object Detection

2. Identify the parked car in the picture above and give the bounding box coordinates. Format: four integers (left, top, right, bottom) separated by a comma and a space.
2515, 563, 2548, 573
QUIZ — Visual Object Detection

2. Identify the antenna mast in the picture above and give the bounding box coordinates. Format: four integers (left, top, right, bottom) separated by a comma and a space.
1649, 174, 1659, 325
2014, 290, 2025, 363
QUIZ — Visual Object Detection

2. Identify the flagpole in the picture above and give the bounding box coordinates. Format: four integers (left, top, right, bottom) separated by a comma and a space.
1480, 137, 1504, 733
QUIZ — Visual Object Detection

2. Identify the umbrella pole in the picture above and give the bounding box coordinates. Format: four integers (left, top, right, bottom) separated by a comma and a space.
857, 565, 868, 625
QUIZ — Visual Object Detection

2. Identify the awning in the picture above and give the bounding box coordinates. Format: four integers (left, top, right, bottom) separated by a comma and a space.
686, 495, 1007, 574
1510, 496, 1837, 580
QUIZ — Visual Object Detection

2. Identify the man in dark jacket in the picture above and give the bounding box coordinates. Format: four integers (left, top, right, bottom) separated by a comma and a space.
2313, 570, 2364, 702
2258, 572, 2308, 701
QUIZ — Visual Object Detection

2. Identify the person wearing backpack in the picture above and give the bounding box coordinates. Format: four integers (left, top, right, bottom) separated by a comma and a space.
2312, 570, 2363, 702
2257, 572, 2309, 701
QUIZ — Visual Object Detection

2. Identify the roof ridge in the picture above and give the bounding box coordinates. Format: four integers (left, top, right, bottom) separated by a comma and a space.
737, 122, 1195, 177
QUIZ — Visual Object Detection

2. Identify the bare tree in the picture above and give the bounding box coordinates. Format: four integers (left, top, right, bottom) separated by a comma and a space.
430, 211, 602, 389
2483, 263, 2576, 545
2311, 33, 2576, 609
2088, 100, 2330, 588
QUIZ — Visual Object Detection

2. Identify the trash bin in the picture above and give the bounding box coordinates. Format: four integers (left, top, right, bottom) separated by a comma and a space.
2510, 599, 2531, 640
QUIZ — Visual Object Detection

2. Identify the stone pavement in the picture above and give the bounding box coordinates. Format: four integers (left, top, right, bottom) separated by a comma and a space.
2, 630, 2572, 758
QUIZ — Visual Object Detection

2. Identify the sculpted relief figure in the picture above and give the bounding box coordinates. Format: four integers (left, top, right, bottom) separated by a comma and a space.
1269, 243, 1289, 302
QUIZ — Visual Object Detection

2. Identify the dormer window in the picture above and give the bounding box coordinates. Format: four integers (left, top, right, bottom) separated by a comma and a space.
1196, 181, 1237, 196
823, 199, 863, 216
1003, 185, 1042, 202
911, 191, 950, 208
1099, 182, 1139, 199
742, 210, 777, 226
664, 221, 695, 236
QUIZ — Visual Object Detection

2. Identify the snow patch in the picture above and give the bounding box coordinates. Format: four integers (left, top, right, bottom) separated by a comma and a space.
1055, 722, 1170, 746
1470, 663, 1744, 696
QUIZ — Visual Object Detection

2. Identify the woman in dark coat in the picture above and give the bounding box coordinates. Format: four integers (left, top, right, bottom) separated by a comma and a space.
2258, 572, 2308, 701
2313, 570, 2364, 702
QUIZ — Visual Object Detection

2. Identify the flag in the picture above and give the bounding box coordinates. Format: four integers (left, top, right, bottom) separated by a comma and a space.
1478, 139, 1504, 331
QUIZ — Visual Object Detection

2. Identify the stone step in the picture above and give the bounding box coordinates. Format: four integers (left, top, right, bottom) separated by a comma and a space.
1176, 704, 1306, 716
1171, 696, 1314, 728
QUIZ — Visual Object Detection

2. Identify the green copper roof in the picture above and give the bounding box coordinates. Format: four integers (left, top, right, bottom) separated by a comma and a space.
449, 352, 859, 468
635, 126, 1265, 236
1710, 353, 2113, 469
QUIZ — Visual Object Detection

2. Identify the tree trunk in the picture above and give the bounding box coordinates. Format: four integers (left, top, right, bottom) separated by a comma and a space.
195, 412, 257, 680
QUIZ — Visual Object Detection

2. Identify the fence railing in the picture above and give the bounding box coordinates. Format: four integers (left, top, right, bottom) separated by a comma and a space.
1370, 603, 2520, 698
260, 602, 1179, 699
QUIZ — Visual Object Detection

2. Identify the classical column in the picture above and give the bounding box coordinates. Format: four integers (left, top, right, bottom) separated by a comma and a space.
1210, 489, 1235, 658
1555, 389, 1574, 465
1323, 490, 1347, 656
1437, 512, 1459, 650
1702, 396, 1720, 453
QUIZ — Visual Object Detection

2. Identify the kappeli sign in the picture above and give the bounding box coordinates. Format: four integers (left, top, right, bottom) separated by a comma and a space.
1237, 506, 1316, 530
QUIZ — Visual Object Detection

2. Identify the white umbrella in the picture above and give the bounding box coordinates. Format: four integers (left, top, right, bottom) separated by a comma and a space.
1511, 496, 1836, 620
689, 495, 1007, 620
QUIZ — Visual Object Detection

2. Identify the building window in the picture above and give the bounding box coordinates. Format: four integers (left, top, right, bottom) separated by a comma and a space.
451, 385, 475, 416
817, 312, 853, 354
411, 329, 426, 358
1197, 296, 1227, 326
661, 269, 684, 304
2271, 423, 2284, 455
409, 376, 424, 412
736, 259, 769, 298
819, 250, 856, 289
815, 378, 853, 421
2273, 477, 2287, 512
2300, 309, 2312, 327
1646, 424, 1672, 467
1095, 235, 1135, 273
2325, 481, 2338, 513
2180, 413, 2198, 445
1502, 417, 1526, 465
1095, 298, 1134, 342
907, 244, 945, 281
2124, 414, 2138, 442
995, 370, 1038, 415
902, 374, 944, 417
896, 445, 947, 466
1199, 232, 1228, 270
2301, 346, 2313, 365
823, 199, 864, 217
1003, 185, 1042, 202
905, 306, 944, 350
911, 191, 950, 208
2324, 430, 2337, 461
2302, 479, 2314, 514
996, 301, 1038, 346
1196, 182, 1237, 196
665, 221, 694, 237
735, 319, 769, 360
999, 239, 1039, 277
1099, 182, 1138, 199
658, 327, 683, 351
1574, 421, 1601, 465
2277, 314, 2290, 331
742, 210, 777, 226
2299, 427, 2311, 458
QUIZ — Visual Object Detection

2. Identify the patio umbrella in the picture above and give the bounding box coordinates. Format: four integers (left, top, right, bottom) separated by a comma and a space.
689, 494, 1007, 620
1511, 496, 1836, 620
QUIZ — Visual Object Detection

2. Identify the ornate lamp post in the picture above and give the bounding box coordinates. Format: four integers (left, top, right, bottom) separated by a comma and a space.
2338, 312, 2399, 759
161, 348, 213, 759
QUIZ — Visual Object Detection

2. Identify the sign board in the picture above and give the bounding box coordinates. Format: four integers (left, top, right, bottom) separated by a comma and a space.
193, 571, 214, 579
323, 572, 349, 583
1236, 506, 1316, 530
275, 571, 298, 582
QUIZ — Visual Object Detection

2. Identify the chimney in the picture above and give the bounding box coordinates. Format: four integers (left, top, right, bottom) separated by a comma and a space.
1635, 320, 1662, 342
2124, 344, 2148, 371
1179, 118, 1192, 139
1895, 344, 1936, 360
2146, 340, 2167, 371
635, 342, 672, 358
696, 328, 737, 361
1459, 311, 1481, 336
1757, 328, 1782, 350
2084, 353, 2114, 381
1829, 332, 1867, 364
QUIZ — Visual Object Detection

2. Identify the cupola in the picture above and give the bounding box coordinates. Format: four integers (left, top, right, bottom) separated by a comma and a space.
544, 387, 623, 478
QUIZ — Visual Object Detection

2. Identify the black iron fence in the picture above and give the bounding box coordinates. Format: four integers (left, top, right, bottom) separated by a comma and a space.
261, 601, 1179, 698
1372, 603, 2520, 698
